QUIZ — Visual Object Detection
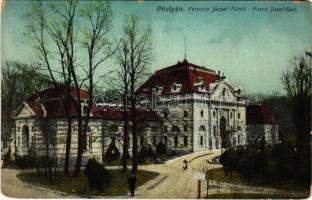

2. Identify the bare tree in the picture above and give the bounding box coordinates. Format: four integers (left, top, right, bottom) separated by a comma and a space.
281, 52, 311, 151
25, 1, 115, 177
1, 61, 49, 147
108, 38, 131, 172
35, 116, 57, 184
119, 14, 153, 173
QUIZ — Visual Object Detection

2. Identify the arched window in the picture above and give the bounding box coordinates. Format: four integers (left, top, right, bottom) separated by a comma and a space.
200, 110, 204, 117
171, 126, 180, 133
213, 110, 216, 118
183, 110, 188, 118
31, 136, 34, 145
22, 125, 29, 147
238, 112, 241, 119
83, 126, 92, 151
230, 112, 233, 119
199, 125, 206, 132
82, 105, 88, 116
200, 135, 204, 146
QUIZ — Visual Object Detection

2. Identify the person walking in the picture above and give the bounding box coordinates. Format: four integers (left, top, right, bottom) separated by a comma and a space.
128, 171, 137, 197
183, 159, 188, 170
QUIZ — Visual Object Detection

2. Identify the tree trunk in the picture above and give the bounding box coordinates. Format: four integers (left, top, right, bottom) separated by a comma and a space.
131, 97, 138, 173
122, 106, 129, 172
64, 118, 72, 176
73, 117, 84, 178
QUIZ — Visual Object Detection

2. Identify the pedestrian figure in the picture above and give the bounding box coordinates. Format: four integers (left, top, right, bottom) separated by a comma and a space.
128, 171, 137, 197
183, 159, 188, 170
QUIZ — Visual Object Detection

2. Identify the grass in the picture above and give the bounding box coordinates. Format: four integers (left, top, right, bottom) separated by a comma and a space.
207, 167, 310, 198
17, 169, 159, 197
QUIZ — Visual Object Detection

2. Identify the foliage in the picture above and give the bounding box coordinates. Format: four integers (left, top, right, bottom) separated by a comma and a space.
1, 61, 49, 146
281, 52, 311, 150
84, 159, 111, 192
219, 142, 311, 186
156, 142, 167, 157
138, 145, 156, 163
105, 142, 121, 163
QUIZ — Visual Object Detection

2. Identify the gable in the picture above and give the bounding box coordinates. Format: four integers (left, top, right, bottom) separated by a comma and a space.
16, 103, 35, 118
211, 82, 237, 102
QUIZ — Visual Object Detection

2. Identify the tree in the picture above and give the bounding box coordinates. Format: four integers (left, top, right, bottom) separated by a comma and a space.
25, 1, 116, 177
281, 52, 311, 151
1, 61, 49, 147
112, 14, 153, 173
35, 117, 57, 183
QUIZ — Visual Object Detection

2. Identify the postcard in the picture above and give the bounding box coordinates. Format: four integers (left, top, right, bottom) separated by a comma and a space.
1, 0, 311, 199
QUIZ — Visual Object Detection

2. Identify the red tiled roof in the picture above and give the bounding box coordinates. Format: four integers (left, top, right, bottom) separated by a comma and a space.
247, 104, 276, 124
91, 105, 160, 121
20, 85, 159, 121
136, 59, 220, 95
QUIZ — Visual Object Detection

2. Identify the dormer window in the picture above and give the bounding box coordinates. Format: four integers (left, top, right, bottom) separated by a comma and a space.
171, 82, 182, 93
194, 77, 206, 92
153, 85, 163, 95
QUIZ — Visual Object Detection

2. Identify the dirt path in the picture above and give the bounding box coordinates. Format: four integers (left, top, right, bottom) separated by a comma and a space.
135, 150, 220, 199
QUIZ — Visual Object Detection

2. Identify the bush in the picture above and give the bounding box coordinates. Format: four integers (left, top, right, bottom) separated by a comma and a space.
220, 142, 311, 186
15, 155, 36, 169
138, 145, 156, 164
138, 146, 147, 163
105, 143, 121, 163
156, 142, 166, 157
85, 158, 111, 192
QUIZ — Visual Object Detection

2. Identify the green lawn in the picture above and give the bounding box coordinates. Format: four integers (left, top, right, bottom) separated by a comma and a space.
17, 169, 159, 197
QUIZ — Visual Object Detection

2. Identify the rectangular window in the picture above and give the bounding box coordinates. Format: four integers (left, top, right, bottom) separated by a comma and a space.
17, 127, 20, 132
238, 112, 241, 119
152, 136, 157, 146
184, 136, 188, 147
213, 126, 216, 137
184, 125, 187, 132
174, 136, 178, 147
200, 135, 204, 146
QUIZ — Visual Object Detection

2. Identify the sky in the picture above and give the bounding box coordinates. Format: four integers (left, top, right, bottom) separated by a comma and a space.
1, 1, 311, 95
